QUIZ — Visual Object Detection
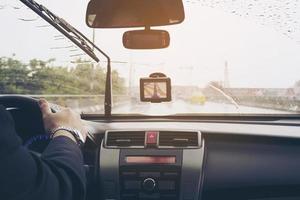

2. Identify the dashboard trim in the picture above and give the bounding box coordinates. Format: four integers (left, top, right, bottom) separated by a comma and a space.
99, 140, 121, 200
180, 139, 205, 200
87, 121, 300, 140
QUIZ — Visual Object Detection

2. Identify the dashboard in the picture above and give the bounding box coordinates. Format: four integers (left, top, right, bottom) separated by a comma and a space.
21, 119, 300, 200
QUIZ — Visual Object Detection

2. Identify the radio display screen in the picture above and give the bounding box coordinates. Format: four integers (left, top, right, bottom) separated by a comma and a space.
125, 156, 176, 164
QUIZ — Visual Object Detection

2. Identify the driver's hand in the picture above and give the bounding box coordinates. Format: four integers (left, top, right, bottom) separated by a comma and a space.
39, 99, 87, 142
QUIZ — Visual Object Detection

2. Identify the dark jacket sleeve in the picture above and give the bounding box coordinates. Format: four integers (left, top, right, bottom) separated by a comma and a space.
0, 105, 86, 200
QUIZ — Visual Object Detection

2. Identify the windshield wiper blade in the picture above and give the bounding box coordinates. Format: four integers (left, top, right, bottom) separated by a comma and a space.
208, 84, 241, 112
20, 0, 113, 117
20, 0, 99, 62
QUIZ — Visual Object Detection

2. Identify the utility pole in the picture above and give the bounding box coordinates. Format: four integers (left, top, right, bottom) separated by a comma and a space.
224, 61, 230, 88
128, 52, 133, 96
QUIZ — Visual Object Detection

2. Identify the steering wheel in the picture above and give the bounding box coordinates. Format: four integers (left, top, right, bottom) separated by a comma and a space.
0, 95, 96, 183
0, 95, 96, 148
0, 95, 45, 140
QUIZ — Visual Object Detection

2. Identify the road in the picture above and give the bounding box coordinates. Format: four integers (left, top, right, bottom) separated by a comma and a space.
112, 100, 290, 115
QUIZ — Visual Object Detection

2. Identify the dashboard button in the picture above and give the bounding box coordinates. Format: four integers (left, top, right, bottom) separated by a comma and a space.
139, 172, 160, 178
122, 171, 137, 177
145, 131, 158, 146
158, 180, 175, 190
121, 193, 137, 200
139, 192, 160, 199
124, 180, 141, 190
163, 172, 179, 177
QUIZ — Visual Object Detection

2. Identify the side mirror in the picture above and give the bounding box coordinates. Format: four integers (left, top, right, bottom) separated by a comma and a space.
123, 30, 170, 49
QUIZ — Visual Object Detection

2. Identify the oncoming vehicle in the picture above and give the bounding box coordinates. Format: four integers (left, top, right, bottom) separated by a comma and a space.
1, 0, 300, 199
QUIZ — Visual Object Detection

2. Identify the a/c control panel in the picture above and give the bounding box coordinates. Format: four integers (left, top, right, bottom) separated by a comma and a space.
119, 149, 182, 200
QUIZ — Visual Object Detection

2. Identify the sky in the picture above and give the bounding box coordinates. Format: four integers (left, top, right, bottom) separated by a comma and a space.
1, 0, 300, 88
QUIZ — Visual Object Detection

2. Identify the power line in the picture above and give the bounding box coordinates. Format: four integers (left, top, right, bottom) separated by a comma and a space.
18, 16, 39, 21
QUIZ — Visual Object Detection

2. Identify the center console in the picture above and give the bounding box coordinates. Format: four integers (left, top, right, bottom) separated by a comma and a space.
99, 130, 204, 200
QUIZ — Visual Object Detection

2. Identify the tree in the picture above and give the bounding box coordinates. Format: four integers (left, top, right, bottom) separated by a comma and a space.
0, 56, 125, 95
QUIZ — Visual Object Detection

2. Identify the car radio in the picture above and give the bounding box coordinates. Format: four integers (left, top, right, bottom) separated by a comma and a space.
99, 130, 204, 200
119, 149, 182, 200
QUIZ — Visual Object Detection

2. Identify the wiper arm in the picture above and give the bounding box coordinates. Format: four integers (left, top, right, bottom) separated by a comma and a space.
20, 0, 113, 117
20, 0, 99, 62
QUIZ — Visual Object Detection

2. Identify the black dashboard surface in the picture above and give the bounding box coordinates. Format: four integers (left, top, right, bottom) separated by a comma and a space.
202, 134, 300, 200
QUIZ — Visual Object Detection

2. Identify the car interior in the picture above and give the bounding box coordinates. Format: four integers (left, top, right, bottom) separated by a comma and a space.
1, 0, 300, 200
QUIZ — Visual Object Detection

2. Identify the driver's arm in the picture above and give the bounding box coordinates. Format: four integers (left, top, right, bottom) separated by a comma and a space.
0, 100, 87, 200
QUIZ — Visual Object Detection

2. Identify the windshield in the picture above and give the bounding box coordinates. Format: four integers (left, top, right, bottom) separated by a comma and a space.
1, 0, 300, 115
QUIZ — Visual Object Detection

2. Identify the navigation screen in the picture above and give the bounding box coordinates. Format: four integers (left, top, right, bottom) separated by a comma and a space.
125, 156, 176, 164
144, 82, 167, 99
140, 77, 171, 102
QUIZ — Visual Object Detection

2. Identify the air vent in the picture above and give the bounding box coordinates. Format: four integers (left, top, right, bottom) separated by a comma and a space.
159, 131, 200, 148
105, 131, 145, 147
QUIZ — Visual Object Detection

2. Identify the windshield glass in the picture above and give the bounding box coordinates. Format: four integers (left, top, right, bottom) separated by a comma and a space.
1, 0, 300, 115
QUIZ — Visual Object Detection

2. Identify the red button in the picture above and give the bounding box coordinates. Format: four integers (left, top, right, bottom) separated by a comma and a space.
146, 131, 158, 145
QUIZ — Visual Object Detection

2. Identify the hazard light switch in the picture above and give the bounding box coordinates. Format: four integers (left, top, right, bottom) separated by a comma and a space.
145, 131, 158, 147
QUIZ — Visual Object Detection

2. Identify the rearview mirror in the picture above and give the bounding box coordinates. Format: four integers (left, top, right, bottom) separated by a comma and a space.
86, 0, 185, 28
140, 73, 172, 103
123, 30, 170, 49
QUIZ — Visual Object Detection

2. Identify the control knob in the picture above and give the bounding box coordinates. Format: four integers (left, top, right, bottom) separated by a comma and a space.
142, 178, 156, 192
